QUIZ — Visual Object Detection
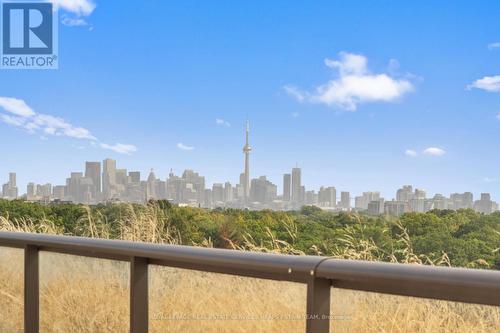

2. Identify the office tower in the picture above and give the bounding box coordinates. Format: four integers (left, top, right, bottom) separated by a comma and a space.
396, 185, 414, 202
450, 192, 474, 210
432, 194, 448, 210
300, 186, 305, 205
340, 191, 350, 210
67, 172, 83, 202
212, 183, 224, 204
305, 190, 318, 205
102, 158, 117, 200
166, 170, 182, 202
355, 192, 380, 210
85, 162, 101, 200
415, 189, 426, 199
204, 189, 213, 208
368, 199, 384, 215
384, 200, 408, 217
242, 121, 252, 202
39, 183, 52, 197
463, 192, 474, 208
474, 193, 495, 214
9, 173, 16, 187
410, 198, 425, 212
291, 167, 301, 205
2, 172, 18, 199
182, 169, 205, 204
146, 169, 157, 200
27, 183, 36, 198
116, 169, 127, 186
283, 174, 291, 201
250, 176, 277, 204
129, 171, 141, 184
318, 186, 336, 207
224, 182, 233, 203
52, 186, 66, 200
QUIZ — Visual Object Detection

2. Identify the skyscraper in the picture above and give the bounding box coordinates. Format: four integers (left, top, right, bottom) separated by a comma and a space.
340, 191, 350, 210
9, 173, 16, 188
2, 172, 18, 199
242, 121, 252, 203
85, 162, 101, 200
291, 167, 301, 205
102, 158, 116, 200
283, 173, 291, 201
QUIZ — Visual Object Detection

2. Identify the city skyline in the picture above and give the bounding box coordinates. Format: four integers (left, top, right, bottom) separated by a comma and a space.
1, 2, 500, 200
1, 122, 498, 215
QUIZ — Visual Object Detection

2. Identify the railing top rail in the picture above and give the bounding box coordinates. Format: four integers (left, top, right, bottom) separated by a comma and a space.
0, 231, 499, 306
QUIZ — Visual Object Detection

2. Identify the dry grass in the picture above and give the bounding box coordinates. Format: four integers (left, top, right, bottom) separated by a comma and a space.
0, 206, 499, 332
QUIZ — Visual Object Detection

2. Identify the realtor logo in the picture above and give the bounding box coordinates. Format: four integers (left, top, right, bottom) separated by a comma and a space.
1, 1, 58, 69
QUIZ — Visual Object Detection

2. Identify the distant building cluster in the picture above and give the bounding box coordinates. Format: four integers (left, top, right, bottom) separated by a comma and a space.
1, 122, 498, 215
359, 185, 498, 217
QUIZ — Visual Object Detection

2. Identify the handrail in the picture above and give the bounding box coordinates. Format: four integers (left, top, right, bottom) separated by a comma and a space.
0, 231, 499, 333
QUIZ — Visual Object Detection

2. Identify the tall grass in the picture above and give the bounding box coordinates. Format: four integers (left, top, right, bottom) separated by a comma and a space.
0, 203, 499, 332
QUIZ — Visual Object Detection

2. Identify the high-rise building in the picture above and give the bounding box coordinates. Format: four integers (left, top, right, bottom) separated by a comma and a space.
396, 185, 414, 202
474, 193, 494, 214
52, 186, 66, 200
339, 191, 350, 210
242, 121, 252, 203
368, 199, 384, 215
318, 186, 336, 207
85, 162, 101, 200
250, 176, 277, 204
224, 182, 233, 203
291, 167, 301, 205
384, 200, 408, 217
146, 169, 158, 200
2, 172, 18, 199
102, 158, 117, 200
212, 183, 224, 204
283, 173, 291, 202
129, 171, 141, 184
27, 182, 36, 198
355, 192, 380, 210
9, 173, 16, 188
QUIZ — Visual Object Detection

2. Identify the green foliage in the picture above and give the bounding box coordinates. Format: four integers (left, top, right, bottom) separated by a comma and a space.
0, 200, 498, 269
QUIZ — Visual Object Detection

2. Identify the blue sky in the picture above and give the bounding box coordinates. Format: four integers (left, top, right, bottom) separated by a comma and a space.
1, 0, 500, 200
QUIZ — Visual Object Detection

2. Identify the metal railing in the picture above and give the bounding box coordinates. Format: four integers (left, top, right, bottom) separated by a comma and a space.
0, 231, 499, 333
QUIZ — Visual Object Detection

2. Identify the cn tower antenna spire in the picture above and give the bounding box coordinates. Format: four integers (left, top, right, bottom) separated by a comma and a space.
243, 120, 252, 205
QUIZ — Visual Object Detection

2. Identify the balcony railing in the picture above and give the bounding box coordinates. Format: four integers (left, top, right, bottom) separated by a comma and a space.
0, 231, 499, 333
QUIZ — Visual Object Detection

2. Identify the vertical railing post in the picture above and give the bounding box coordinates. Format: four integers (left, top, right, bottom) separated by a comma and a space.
130, 257, 148, 333
24, 245, 39, 333
306, 277, 331, 333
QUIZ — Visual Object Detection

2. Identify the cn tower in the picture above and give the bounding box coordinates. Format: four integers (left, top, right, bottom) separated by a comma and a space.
243, 120, 252, 202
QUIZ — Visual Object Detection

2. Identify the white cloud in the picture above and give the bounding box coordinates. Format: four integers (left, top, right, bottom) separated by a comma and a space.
31, 114, 97, 140
283, 85, 305, 102
487, 42, 500, 50
100, 143, 137, 155
496, 114, 500, 120
291, 112, 300, 118
177, 142, 194, 151
467, 75, 500, 92
423, 147, 446, 156
482, 177, 496, 183
0, 96, 137, 154
0, 97, 36, 117
62, 16, 88, 26
285, 52, 414, 111
405, 149, 418, 157
216, 118, 231, 127
50, 0, 96, 28
0, 114, 26, 127
50, 0, 96, 16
